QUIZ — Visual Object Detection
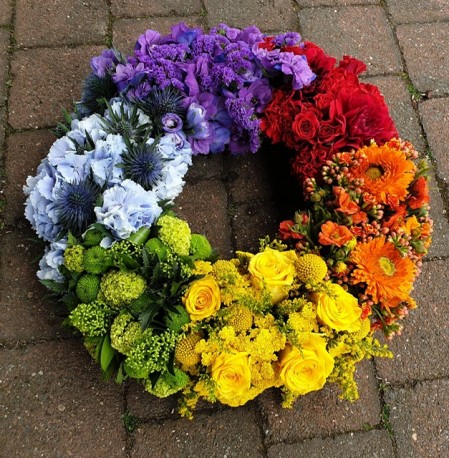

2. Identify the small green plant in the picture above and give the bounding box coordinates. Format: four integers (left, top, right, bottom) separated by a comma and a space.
362, 422, 375, 431
381, 403, 394, 438
122, 411, 139, 432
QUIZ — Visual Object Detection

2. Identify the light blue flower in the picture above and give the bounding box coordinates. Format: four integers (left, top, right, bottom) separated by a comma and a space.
94, 179, 162, 239
89, 133, 127, 187
37, 238, 68, 283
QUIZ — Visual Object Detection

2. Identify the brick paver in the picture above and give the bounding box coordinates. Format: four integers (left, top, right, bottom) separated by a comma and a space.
204, 0, 299, 31
385, 379, 449, 458
1, 0, 449, 456
111, 0, 203, 18
0, 28, 9, 108
0, 340, 126, 457
0, 0, 13, 25
375, 259, 449, 383
15, 0, 108, 48
267, 429, 394, 458
397, 23, 449, 96
9, 46, 104, 130
386, 0, 449, 24
113, 17, 204, 54
299, 6, 402, 75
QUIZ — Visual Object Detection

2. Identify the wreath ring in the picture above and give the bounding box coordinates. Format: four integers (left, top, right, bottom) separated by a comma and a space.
24, 23, 432, 417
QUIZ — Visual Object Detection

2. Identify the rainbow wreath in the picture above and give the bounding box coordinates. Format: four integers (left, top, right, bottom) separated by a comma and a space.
24, 23, 432, 418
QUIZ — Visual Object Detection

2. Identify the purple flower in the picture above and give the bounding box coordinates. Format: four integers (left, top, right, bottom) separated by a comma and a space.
134, 30, 162, 58
169, 23, 202, 45
239, 79, 272, 113
161, 113, 183, 133
91, 49, 119, 78
113, 62, 146, 92
186, 103, 209, 139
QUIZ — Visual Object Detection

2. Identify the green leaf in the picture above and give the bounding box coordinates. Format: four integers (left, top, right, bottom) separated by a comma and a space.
67, 231, 78, 247
95, 336, 104, 363
128, 227, 151, 245
115, 363, 125, 384
167, 351, 176, 376
40, 279, 67, 294
100, 334, 115, 372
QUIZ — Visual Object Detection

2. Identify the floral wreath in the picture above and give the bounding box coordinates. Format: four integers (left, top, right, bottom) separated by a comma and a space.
24, 23, 432, 418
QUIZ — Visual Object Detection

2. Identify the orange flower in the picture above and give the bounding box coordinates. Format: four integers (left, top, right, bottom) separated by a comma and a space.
408, 177, 429, 210
353, 143, 416, 205
350, 236, 416, 304
279, 220, 302, 240
335, 188, 360, 215
319, 221, 353, 247
401, 215, 420, 236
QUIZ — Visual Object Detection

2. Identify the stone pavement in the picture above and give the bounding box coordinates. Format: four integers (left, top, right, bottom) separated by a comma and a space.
0, 0, 448, 456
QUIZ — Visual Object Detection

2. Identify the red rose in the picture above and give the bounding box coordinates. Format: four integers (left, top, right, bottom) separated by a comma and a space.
318, 118, 346, 144
338, 55, 367, 76
302, 42, 336, 76
292, 109, 321, 142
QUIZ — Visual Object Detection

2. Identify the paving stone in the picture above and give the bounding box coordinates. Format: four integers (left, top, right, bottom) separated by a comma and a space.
397, 24, 449, 96
385, 379, 449, 458
232, 199, 283, 253
0, 28, 9, 107
299, 6, 402, 75
186, 152, 225, 181
0, 230, 70, 341
419, 97, 449, 184
297, 0, 378, 6
127, 380, 219, 420
225, 147, 301, 206
375, 259, 449, 383
9, 45, 104, 130
260, 360, 381, 444
0, 106, 5, 147
4, 130, 55, 226
426, 169, 449, 259
365, 75, 425, 152
111, 0, 203, 18
113, 16, 204, 55
15, 0, 108, 48
0, 0, 12, 25
0, 340, 126, 457
385, 0, 449, 24
174, 178, 233, 258
131, 408, 264, 457
204, 0, 299, 31
267, 429, 394, 458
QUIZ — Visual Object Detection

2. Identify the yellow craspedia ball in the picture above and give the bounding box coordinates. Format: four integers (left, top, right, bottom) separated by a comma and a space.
296, 254, 327, 283
350, 317, 372, 340
175, 333, 202, 367
227, 305, 253, 333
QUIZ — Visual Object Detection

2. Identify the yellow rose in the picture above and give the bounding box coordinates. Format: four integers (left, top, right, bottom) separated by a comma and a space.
278, 334, 334, 395
248, 247, 296, 304
211, 352, 251, 406
183, 276, 221, 321
311, 283, 362, 332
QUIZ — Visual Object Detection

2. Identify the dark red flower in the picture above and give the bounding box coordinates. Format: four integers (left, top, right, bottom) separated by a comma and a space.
258, 36, 276, 51
338, 55, 367, 76
292, 109, 321, 143
302, 42, 336, 76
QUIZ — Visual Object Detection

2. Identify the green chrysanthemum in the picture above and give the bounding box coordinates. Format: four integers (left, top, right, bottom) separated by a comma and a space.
83, 228, 104, 247
158, 215, 191, 256
190, 234, 213, 260
144, 368, 190, 398
69, 301, 112, 337
76, 274, 101, 303
100, 270, 146, 308
145, 237, 170, 261
64, 245, 85, 273
110, 312, 145, 355
83, 246, 111, 274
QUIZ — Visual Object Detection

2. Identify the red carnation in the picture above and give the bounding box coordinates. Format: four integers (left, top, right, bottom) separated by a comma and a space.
338, 55, 367, 76
302, 41, 336, 76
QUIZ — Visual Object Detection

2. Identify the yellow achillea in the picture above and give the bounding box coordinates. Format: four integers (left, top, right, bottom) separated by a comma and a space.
226, 305, 253, 333
287, 302, 319, 334
192, 260, 213, 276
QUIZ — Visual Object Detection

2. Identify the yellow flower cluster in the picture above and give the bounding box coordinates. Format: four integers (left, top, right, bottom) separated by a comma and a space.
175, 245, 382, 416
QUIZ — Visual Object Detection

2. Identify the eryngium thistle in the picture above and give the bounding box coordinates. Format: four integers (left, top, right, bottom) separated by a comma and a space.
139, 88, 185, 123
55, 179, 100, 235
79, 72, 118, 115
121, 142, 166, 190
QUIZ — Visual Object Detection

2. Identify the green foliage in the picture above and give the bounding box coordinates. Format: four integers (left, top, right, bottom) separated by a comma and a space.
144, 368, 190, 398
122, 411, 139, 432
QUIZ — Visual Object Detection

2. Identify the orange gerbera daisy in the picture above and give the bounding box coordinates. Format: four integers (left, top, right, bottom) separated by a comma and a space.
350, 236, 416, 305
353, 142, 416, 205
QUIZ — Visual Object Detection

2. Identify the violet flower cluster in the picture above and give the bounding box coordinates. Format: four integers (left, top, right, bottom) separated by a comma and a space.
90, 23, 315, 155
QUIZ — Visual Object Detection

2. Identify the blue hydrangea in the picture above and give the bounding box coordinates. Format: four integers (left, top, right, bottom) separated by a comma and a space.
94, 179, 163, 239
37, 238, 68, 283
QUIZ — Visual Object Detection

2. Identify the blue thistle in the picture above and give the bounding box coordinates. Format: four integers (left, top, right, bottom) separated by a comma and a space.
55, 179, 100, 235
121, 141, 166, 190
79, 72, 118, 116
101, 100, 153, 142
139, 88, 185, 127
